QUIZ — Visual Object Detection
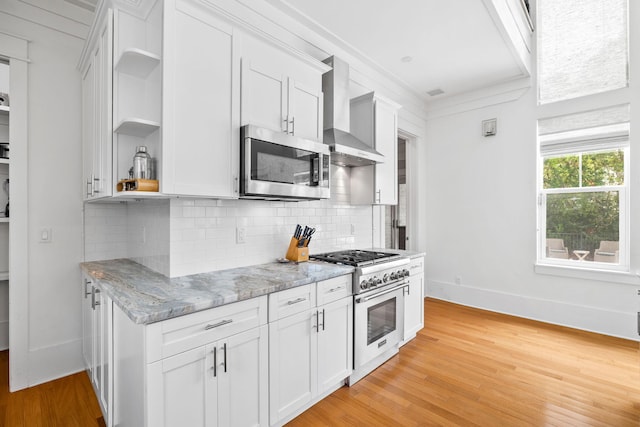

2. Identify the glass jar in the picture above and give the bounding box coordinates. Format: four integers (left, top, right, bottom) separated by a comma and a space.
133, 146, 151, 179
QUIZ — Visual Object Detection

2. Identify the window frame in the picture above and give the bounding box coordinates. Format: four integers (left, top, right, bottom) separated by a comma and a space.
537, 133, 630, 273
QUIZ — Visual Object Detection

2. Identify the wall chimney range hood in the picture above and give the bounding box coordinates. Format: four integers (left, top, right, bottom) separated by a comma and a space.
322, 56, 384, 166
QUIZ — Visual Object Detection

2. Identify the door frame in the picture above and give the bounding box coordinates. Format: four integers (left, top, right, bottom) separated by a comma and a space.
0, 30, 29, 391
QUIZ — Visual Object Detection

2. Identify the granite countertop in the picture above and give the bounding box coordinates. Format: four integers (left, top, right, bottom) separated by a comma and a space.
81, 259, 354, 325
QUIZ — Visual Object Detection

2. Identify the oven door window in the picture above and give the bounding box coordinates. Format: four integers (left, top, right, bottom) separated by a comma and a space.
251, 139, 319, 186
367, 297, 397, 345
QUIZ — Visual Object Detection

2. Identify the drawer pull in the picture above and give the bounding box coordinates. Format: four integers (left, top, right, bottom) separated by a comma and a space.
327, 286, 343, 293
205, 319, 233, 330
287, 297, 306, 306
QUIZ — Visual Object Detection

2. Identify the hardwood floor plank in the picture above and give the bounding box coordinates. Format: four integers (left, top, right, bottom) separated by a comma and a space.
0, 351, 102, 427
288, 298, 640, 426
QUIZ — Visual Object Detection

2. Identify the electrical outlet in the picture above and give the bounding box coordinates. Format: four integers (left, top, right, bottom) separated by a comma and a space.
236, 227, 246, 244
454, 276, 462, 285
39, 228, 52, 243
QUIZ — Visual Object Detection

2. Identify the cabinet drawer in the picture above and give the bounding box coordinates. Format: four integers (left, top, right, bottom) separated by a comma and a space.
146, 296, 267, 362
316, 275, 352, 306
269, 284, 316, 322
409, 257, 424, 276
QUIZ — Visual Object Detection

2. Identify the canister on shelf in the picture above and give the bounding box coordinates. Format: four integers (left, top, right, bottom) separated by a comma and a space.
133, 146, 151, 179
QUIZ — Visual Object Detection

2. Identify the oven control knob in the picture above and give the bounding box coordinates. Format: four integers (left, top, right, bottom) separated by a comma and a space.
403, 269, 410, 277
360, 280, 368, 290
390, 272, 397, 280
371, 277, 378, 287
383, 274, 389, 283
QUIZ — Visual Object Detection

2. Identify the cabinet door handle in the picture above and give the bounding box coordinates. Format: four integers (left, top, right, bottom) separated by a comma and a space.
84, 279, 92, 298
321, 308, 325, 331
213, 347, 217, 377
93, 177, 100, 193
314, 310, 319, 331
205, 319, 233, 330
283, 118, 289, 133
91, 286, 101, 310
290, 116, 295, 135
223, 343, 227, 373
287, 297, 306, 305
86, 179, 93, 197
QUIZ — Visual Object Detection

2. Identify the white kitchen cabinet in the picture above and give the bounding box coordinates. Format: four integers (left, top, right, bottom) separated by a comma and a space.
81, 274, 113, 426
161, 0, 240, 198
81, 277, 94, 381
111, 294, 268, 427
401, 256, 424, 346
350, 92, 401, 205
268, 277, 352, 426
240, 44, 327, 142
81, 9, 113, 200
147, 325, 268, 427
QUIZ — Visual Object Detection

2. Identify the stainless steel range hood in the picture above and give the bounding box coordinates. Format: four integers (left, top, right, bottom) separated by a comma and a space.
322, 56, 384, 166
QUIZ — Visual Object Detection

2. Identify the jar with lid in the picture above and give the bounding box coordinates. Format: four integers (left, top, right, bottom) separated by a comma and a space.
133, 146, 151, 179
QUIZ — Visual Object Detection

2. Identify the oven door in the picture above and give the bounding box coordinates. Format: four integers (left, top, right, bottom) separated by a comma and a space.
354, 282, 406, 369
241, 125, 330, 200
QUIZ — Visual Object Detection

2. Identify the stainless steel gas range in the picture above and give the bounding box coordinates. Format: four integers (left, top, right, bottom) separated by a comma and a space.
311, 250, 410, 384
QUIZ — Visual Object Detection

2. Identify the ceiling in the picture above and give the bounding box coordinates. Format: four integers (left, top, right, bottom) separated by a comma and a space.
266, 0, 528, 103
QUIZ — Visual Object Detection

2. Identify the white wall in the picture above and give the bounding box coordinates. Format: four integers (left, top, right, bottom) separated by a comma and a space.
424, 80, 640, 340
0, 1, 90, 387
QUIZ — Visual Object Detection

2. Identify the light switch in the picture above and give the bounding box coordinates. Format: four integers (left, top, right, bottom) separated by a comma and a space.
40, 228, 52, 243
482, 118, 497, 137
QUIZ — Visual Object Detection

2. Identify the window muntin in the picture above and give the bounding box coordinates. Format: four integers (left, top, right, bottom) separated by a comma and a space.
538, 0, 629, 104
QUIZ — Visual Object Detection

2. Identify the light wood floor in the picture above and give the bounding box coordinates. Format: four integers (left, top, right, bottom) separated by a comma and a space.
289, 298, 640, 426
0, 350, 103, 427
0, 299, 638, 426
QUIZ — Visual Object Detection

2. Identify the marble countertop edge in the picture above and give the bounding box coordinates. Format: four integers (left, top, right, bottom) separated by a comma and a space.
81, 258, 355, 325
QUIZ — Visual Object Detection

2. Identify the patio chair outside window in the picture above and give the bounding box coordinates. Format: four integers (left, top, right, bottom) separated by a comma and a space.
594, 241, 619, 263
546, 238, 569, 259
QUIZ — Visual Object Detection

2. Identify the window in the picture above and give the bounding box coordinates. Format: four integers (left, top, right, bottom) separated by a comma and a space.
538, 0, 629, 104
538, 106, 629, 269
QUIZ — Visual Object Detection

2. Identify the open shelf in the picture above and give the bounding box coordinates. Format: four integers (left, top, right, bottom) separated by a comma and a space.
114, 118, 160, 138
111, 191, 168, 200
115, 48, 161, 78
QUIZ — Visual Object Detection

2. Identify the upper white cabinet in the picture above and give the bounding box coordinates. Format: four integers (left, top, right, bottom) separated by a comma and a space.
240, 37, 327, 142
81, 9, 113, 201
161, 0, 240, 197
80, 0, 329, 200
350, 92, 401, 205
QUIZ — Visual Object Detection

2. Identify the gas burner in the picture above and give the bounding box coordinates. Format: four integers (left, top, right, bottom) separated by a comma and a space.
311, 249, 400, 266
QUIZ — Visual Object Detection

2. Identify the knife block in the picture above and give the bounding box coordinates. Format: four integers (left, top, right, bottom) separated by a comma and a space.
285, 237, 309, 262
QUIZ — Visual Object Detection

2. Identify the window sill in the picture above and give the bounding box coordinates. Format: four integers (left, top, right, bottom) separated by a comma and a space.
534, 262, 640, 285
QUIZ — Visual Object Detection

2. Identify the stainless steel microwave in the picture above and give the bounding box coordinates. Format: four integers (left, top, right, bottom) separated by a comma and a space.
240, 125, 330, 200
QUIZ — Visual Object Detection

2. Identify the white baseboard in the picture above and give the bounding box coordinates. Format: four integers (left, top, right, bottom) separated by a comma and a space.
27, 338, 85, 387
427, 280, 639, 341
